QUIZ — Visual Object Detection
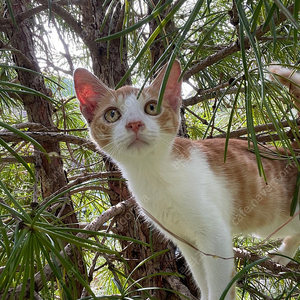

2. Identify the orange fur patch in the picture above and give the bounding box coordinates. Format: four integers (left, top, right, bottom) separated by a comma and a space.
172, 138, 298, 232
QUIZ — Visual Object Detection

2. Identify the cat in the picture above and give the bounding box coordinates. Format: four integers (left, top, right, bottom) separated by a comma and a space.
268, 63, 300, 148
268, 63, 300, 113
74, 61, 300, 300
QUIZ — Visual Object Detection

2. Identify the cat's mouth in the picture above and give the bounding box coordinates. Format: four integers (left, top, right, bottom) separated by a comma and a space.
128, 137, 149, 149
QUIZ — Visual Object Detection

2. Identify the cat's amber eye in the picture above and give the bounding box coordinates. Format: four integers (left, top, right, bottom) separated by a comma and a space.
104, 108, 121, 123
145, 101, 160, 116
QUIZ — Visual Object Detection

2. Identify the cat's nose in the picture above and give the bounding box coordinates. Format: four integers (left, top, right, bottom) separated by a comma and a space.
126, 121, 145, 134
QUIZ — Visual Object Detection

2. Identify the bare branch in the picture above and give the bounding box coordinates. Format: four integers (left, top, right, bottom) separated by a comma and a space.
39, 171, 121, 208
0, 156, 35, 163
35, 0, 97, 54
0, 5, 45, 30
184, 106, 226, 134
214, 117, 300, 140
183, 80, 235, 106
0, 131, 98, 153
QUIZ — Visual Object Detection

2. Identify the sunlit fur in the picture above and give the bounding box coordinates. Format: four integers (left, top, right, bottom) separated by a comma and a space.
269, 63, 300, 113
74, 61, 300, 300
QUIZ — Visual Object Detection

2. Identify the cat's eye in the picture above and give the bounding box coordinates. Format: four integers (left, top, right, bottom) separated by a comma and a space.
104, 108, 121, 123
145, 101, 160, 116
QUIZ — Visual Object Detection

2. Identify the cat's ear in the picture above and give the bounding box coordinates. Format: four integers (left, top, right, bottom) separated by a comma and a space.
150, 60, 182, 111
74, 68, 113, 123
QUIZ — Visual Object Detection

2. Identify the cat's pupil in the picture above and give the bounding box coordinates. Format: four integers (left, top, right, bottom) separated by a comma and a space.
104, 108, 121, 123
149, 104, 155, 111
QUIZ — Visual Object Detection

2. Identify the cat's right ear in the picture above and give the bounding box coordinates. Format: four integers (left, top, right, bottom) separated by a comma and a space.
149, 60, 182, 112
74, 68, 112, 123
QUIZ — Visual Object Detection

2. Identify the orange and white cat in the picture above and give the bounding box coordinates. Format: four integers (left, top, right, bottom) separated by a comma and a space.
269, 63, 300, 113
74, 61, 300, 300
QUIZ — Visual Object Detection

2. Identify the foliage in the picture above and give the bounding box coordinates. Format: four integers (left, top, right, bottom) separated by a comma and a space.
0, 0, 300, 299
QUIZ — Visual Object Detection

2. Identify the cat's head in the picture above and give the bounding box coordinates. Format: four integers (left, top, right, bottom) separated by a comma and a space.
73, 61, 182, 161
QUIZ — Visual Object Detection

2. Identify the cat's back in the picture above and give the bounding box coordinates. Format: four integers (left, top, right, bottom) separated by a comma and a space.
172, 137, 299, 234
172, 137, 297, 181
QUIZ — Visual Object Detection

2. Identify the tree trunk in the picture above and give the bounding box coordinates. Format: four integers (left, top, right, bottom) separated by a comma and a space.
6, 1, 86, 298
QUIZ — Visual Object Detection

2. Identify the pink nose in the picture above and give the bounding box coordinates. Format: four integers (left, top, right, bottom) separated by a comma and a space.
126, 121, 145, 134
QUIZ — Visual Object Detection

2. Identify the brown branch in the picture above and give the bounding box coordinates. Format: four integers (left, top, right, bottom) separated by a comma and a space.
0, 156, 35, 163
0, 131, 98, 153
234, 247, 300, 278
70, 186, 112, 195
8, 122, 49, 131
214, 117, 300, 140
184, 106, 226, 134
183, 80, 235, 106
54, 0, 88, 5
35, 0, 97, 55
0, 5, 45, 30
183, 4, 294, 81
0, 0, 89, 31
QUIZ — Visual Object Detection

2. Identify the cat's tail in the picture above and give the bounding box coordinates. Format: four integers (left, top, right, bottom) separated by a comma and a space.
268, 63, 300, 112
268, 63, 300, 149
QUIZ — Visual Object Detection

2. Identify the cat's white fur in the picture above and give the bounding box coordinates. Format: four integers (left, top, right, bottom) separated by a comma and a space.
74, 61, 300, 300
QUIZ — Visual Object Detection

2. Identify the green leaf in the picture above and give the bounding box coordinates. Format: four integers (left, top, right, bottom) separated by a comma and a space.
0, 136, 35, 179
123, 249, 169, 294
157, 0, 206, 111
115, 0, 185, 89
273, 0, 300, 30
220, 257, 269, 300
4, 0, 17, 27
0, 178, 32, 222
0, 80, 58, 105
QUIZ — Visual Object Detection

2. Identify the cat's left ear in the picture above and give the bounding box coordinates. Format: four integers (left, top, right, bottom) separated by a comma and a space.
74, 68, 113, 123
150, 60, 182, 112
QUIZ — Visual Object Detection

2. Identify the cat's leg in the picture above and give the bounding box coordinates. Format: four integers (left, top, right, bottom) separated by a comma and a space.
202, 251, 235, 300
187, 219, 235, 300
200, 237, 236, 300
177, 242, 209, 300
177, 229, 235, 300
270, 234, 300, 265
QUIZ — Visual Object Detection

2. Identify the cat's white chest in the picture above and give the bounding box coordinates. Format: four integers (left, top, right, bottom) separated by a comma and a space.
119, 151, 234, 244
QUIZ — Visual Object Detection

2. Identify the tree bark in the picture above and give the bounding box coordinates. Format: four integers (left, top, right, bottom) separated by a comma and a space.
5, 1, 86, 298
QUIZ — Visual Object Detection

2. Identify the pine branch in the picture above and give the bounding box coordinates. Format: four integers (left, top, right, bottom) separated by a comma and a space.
234, 247, 300, 279
0, 5, 45, 30
183, 4, 294, 81
38, 171, 121, 208
0, 197, 136, 300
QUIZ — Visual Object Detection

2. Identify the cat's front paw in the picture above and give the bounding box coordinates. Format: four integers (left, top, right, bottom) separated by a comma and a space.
268, 236, 299, 266
268, 251, 292, 265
